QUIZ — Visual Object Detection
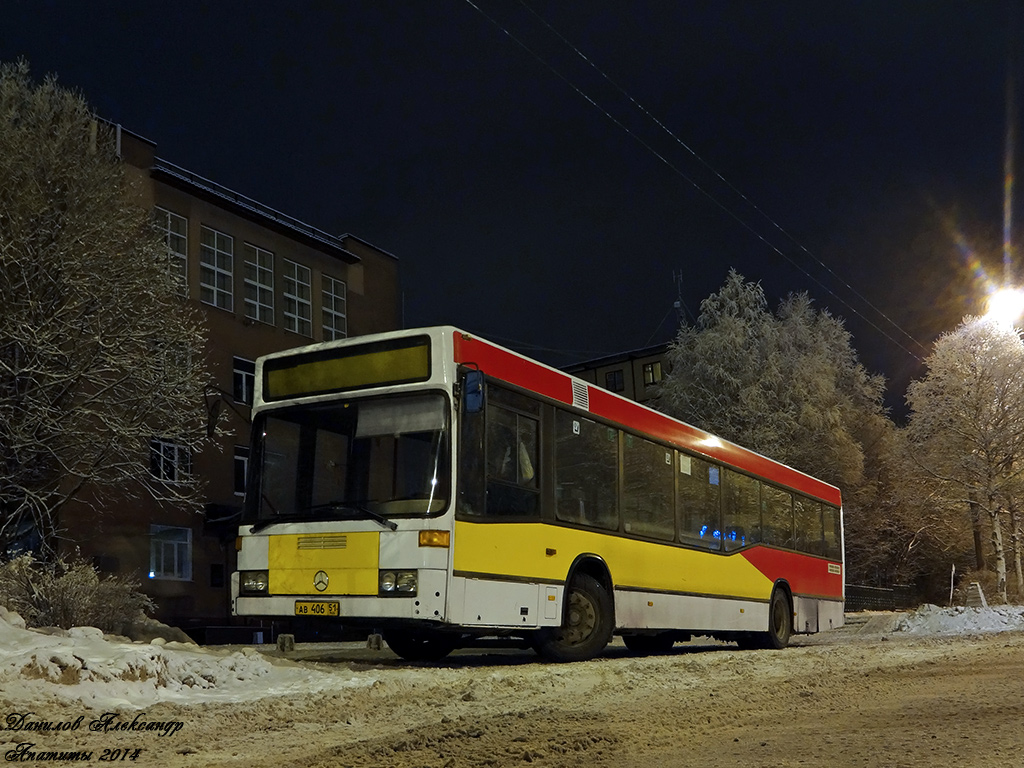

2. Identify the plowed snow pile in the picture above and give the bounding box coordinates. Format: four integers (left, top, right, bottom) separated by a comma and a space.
0, 607, 371, 709
895, 603, 1024, 634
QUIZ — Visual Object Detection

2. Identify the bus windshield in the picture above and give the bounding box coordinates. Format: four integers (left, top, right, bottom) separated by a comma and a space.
245, 392, 450, 526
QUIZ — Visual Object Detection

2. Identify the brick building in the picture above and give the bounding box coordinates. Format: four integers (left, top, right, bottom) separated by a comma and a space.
60, 126, 400, 631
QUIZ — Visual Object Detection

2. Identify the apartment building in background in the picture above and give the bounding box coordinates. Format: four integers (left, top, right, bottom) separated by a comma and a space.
59, 126, 400, 634
563, 343, 669, 405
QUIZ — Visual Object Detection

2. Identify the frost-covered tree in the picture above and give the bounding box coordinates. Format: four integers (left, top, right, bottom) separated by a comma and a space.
656, 269, 888, 490
905, 317, 1024, 602
0, 61, 211, 554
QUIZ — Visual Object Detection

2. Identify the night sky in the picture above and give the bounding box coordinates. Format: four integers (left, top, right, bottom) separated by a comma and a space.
2, 1, 1019, 413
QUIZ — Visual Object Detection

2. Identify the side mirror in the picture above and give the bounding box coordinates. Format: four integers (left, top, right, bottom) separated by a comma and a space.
463, 369, 484, 413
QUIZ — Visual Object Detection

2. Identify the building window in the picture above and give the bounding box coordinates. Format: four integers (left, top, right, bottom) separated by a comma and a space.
234, 445, 250, 496
233, 357, 255, 405
604, 369, 625, 392
149, 525, 192, 580
200, 226, 234, 311
322, 274, 347, 341
154, 207, 187, 295
243, 244, 274, 325
282, 259, 312, 336
643, 361, 663, 386
149, 439, 191, 483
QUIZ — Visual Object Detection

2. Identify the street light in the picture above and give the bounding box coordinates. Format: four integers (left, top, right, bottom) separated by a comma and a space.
985, 286, 1024, 327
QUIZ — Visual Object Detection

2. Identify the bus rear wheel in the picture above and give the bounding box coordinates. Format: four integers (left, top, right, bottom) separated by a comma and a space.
535, 574, 613, 662
739, 588, 792, 650
384, 629, 457, 662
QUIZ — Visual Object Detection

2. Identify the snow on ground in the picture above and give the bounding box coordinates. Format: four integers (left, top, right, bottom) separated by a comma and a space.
894, 603, 1024, 635
0, 607, 372, 710
1, 603, 1023, 712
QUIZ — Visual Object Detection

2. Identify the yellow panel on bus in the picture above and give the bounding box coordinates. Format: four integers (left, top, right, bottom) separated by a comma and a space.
453, 521, 774, 601
268, 532, 379, 595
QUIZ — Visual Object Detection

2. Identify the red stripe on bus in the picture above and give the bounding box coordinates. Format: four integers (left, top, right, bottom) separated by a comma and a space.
741, 547, 843, 599
453, 331, 841, 506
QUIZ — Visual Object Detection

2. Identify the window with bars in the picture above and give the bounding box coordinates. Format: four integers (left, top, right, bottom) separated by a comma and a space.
322, 274, 347, 341
243, 244, 274, 325
282, 259, 312, 336
199, 226, 233, 311
149, 525, 192, 580
154, 207, 187, 295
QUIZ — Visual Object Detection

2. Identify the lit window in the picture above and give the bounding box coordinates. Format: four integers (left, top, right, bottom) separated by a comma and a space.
154, 207, 187, 295
322, 274, 347, 341
243, 244, 274, 325
282, 259, 312, 336
149, 439, 191, 483
149, 525, 192, 580
605, 369, 625, 392
643, 361, 663, 386
233, 357, 255, 405
199, 226, 233, 311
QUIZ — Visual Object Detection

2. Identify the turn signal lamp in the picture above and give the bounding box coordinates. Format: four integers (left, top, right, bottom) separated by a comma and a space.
419, 530, 450, 548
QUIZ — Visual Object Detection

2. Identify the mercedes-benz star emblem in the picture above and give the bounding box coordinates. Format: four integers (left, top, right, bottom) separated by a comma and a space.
313, 570, 329, 592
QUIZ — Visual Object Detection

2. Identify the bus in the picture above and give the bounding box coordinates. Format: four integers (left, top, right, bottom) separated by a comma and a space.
232, 326, 844, 662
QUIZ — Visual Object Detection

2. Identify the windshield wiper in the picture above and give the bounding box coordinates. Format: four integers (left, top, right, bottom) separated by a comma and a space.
306, 501, 398, 531
248, 501, 398, 533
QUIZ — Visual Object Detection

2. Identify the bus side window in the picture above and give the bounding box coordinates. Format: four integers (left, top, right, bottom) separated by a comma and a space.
485, 404, 539, 516
794, 497, 824, 555
554, 410, 618, 530
677, 455, 721, 550
622, 433, 674, 540
823, 505, 842, 560
761, 484, 794, 549
722, 469, 760, 551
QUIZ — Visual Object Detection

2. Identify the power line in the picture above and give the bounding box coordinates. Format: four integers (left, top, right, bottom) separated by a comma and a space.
463, 0, 929, 362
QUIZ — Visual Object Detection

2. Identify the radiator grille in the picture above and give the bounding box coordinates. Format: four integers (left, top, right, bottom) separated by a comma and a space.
296, 534, 348, 550
571, 380, 590, 411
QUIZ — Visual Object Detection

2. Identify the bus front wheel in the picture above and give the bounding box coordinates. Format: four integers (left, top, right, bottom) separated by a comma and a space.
535, 574, 613, 662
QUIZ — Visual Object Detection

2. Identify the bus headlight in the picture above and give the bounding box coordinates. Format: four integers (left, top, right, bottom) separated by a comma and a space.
240, 570, 269, 595
379, 570, 417, 596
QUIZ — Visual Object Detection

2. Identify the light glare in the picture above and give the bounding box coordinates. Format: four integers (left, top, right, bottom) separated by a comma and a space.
986, 287, 1024, 327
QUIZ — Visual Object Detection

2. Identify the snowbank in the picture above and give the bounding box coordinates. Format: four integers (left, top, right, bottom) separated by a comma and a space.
0, 609, 371, 709
895, 604, 1024, 635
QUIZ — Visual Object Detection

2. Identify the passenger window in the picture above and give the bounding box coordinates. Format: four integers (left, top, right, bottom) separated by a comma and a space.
677, 455, 721, 550
794, 497, 824, 555
622, 434, 674, 540
485, 403, 539, 516
554, 411, 618, 530
761, 485, 794, 549
823, 505, 842, 560
722, 470, 760, 551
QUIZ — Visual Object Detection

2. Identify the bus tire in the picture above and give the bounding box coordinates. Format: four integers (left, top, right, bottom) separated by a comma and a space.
739, 588, 792, 650
622, 632, 676, 655
766, 587, 793, 649
535, 574, 613, 662
384, 629, 457, 662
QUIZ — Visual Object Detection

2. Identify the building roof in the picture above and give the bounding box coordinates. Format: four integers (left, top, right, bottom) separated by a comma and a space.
562, 342, 670, 373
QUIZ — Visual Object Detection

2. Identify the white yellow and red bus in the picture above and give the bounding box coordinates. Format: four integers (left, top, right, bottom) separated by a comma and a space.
232, 327, 844, 661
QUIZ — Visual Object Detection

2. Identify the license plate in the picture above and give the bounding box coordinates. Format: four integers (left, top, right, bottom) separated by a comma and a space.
294, 601, 339, 617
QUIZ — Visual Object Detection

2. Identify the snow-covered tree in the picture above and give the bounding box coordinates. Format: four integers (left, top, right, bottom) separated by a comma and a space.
656, 269, 888, 490
905, 317, 1024, 602
0, 61, 211, 554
